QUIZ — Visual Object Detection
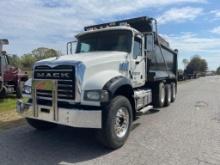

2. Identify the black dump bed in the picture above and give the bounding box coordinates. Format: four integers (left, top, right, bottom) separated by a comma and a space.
147, 44, 178, 82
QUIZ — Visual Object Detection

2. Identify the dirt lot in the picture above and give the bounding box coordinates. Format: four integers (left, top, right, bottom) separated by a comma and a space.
0, 111, 24, 130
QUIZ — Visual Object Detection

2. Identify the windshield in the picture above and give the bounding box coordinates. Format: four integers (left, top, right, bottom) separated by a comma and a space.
76, 30, 132, 53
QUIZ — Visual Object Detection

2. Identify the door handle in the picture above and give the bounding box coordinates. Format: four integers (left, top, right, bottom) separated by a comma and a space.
135, 61, 140, 65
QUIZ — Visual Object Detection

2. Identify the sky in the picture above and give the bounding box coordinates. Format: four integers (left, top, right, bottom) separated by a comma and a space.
0, 0, 220, 70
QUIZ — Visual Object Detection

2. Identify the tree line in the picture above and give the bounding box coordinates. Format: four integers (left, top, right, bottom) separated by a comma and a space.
181, 55, 208, 75
182, 55, 220, 75
182, 55, 208, 75
8, 47, 60, 70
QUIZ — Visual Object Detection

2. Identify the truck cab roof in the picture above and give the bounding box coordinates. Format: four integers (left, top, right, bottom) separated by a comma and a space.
76, 16, 172, 50
75, 26, 141, 38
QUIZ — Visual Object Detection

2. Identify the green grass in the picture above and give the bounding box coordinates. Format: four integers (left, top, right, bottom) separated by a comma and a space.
0, 96, 17, 112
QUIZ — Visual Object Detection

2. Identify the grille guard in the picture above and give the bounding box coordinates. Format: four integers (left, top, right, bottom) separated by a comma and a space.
32, 80, 57, 120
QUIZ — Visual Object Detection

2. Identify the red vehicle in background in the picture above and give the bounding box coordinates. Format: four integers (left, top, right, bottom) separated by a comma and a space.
0, 39, 28, 98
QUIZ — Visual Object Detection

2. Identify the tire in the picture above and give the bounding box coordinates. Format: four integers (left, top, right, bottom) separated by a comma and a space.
97, 96, 133, 149
16, 83, 23, 99
153, 82, 165, 108
26, 118, 57, 131
171, 83, 176, 102
164, 84, 171, 106
0, 87, 6, 98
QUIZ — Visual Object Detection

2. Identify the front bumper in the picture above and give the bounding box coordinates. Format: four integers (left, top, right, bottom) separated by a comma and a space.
16, 99, 102, 128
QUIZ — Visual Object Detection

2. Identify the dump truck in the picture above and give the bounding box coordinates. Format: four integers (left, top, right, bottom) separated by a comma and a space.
17, 17, 178, 149
0, 39, 28, 98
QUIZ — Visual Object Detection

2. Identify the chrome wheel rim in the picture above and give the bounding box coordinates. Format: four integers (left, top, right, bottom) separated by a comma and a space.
173, 85, 176, 99
114, 107, 129, 138
168, 87, 171, 102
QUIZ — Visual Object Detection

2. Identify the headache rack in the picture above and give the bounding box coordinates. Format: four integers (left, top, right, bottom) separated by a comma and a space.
84, 16, 153, 33
84, 16, 170, 48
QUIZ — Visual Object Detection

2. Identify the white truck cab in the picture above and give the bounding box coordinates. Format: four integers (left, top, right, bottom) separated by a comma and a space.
17, 16, 178, 149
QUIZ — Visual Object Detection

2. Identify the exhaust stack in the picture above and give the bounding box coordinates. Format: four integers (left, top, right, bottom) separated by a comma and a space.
0, 39, 9, 53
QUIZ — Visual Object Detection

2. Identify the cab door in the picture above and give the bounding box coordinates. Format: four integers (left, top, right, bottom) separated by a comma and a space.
131, 35, 145, 88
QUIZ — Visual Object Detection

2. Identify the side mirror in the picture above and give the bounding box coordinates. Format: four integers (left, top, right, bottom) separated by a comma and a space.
145, 33, 154, 52
66, 40, 77, 55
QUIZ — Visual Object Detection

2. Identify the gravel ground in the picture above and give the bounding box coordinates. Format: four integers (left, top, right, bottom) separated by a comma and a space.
0, 76, 220, 165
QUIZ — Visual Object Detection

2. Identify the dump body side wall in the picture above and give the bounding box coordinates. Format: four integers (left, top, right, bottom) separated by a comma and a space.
147, 44, 177, 82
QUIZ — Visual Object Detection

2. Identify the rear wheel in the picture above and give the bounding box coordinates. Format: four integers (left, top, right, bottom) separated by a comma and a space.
171, 83, 176, 102
97, 96, 132, 149
26, 118, 57, 131
164, 84, 171, 106
153, 82, 165, 108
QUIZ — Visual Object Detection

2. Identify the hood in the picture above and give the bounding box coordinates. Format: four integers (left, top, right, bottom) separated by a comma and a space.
35, 51, 127, 67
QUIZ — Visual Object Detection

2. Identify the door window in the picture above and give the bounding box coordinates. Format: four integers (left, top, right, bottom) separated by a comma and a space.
79, 43, 91, 53
133, 37, 142, 59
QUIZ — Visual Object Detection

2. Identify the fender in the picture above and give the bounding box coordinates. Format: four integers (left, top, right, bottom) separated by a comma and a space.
103, 76, 134, 97
103, 76, 136, 119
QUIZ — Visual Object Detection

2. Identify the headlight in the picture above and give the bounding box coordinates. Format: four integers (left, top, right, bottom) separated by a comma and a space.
23, 85, 32, 94
84, 90, 109, 102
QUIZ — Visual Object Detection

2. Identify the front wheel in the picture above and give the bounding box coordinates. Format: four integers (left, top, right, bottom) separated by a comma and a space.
97, 96, 133, 149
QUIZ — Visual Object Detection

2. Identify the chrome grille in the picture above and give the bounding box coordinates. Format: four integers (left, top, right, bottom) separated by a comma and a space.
57, 80, 74, 99
34, 65, 75, 101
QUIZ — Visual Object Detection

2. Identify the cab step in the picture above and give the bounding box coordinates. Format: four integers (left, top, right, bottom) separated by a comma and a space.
138, 105, 153, 114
